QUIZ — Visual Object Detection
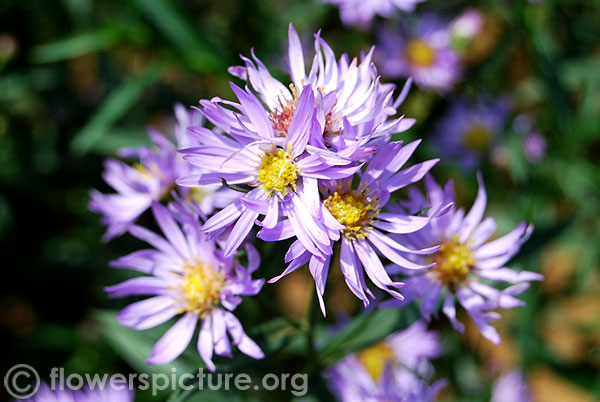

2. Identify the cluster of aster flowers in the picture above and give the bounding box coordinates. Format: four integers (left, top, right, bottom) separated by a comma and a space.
88, 22, 541, 401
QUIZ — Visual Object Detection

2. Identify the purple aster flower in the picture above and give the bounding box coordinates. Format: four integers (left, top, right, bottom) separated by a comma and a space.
90, 105, 238, 240
388, 174, 543, 344
491, 370, 532, 402
23, 383, 133, 402
260, 139, 441, 314
450, 8, 485, 53
433, 97, 510, 170
105, 202, 264, 370
328, 320, 445, 402
229, 23, 416, 145
523, 132, 547, 163
377, 16, 461, 91
322, 0, 427, 29
178, 83, 365, 258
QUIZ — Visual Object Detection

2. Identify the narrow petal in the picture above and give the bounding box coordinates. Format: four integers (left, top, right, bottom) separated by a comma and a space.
442, 292, 465, 333
147, 313, 197, 365
475, 268, 543, 283
288, 23, 306, 87
224, 209, 260, 257
354, 240, 404, 299
261, 196, 279, 229
257, 219, 295, 241
203, 200, 245, 234
152, 202, 189, 259
230, 83, 274, 138
212, 309, 232, 357
198, 313, 215, 371
117, 296, 177, 330
223, 311, 264, 359
286, 85, 314, 156
309, 254, 331, 316
105, 277, 168, 298
340, 237, 368, 304
367, 232, 434, 271
459, 172, 487, 243
474, 222, 531, 260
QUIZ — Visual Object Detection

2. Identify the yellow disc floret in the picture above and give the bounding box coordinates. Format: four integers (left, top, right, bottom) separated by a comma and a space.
324, 188, 379, 240
357, 342, 396, 381
432, 235, 474, 287
188, 187, 210, 204
405, 39, 436, 67
464, 124, 491, 150
180, 261, 225, 315
257, 147, 298, 196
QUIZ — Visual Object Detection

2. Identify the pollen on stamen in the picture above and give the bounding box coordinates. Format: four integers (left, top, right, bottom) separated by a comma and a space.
257, 147, 298, 196
324, 188, 379, 240
179, 262, 225, 316
431, 235, 475, 287
270, 84, 298, 137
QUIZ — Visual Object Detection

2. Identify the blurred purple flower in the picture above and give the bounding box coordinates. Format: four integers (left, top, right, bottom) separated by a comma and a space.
24, 382, 133, 402
433, 97, 510, 170
89, 105, 238, 241
451, 8, 484, 41
328, 320, 445, 402
322, 0, 427, 29
388, 174, 543, 344
491, 370, 532, 402
523, 131, 547, 163
105, 203, 264, 370
450, 8, 485, 54
377, 16, 461, 91
260, 139, 441, 314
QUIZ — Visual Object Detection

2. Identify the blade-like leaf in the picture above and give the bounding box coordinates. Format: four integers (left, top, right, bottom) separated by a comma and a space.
30, 27, 120, 64
71, 63, 163, 154
133, 0, 223, 72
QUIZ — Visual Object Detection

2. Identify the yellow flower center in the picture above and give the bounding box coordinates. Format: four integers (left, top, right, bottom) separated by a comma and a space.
188, 187, 210, 204
357, 342, 395, 381
133, 162, 174, 198
432, 236, 474, 287
180, 262, 225, 315
464, 124, 491, 150
405, 39, 436, 67
133, 162, 161, 179
323, 189, 379, 240
257, 147, 297, 196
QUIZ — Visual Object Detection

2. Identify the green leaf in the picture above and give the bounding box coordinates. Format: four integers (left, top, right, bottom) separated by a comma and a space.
30, 27, 120, 64
317, 308, 409, 367
94, 310, 195, 375
70, 63, 164, 154
86, 128, 151, 155
220, 177, 253, 193
133, 0, 223, 72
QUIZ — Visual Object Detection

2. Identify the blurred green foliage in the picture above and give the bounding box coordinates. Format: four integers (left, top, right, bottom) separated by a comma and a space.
0, 0, 599, 401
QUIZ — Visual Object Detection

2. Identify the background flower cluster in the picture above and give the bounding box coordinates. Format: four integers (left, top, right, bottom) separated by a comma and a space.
1, 0, 599, 401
